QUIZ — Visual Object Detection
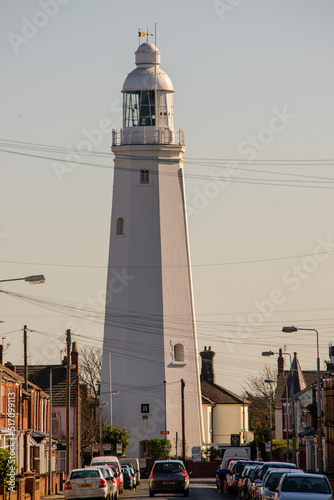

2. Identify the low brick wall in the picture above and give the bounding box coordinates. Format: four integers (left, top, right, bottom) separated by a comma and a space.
144, 459, 220, 478
186, 460, 221, 478
0, 472, 64, 500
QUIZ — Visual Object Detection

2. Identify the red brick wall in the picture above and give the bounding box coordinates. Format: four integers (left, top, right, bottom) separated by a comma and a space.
144, 458, 220, 478
186, 460, 221, 478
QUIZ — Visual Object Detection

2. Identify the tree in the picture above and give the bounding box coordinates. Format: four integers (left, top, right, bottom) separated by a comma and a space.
79, 346, 102, 399
79, 346, 102, 460
0, 448, 16, 487
103, 424, 130, 456
243, 366, 276, 431
148, 439, 172, 461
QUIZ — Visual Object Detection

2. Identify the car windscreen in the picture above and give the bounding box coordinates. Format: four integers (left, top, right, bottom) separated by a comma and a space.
154, 463, 184, 474
253, 466, 264, 480
70, 470, 101, 479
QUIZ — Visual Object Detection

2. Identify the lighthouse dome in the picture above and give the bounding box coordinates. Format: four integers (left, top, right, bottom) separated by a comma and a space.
122, 42, 174, 92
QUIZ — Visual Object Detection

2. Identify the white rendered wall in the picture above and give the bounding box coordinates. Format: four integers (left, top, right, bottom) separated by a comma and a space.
101, 144, 203, 457
212, 404, 245, 443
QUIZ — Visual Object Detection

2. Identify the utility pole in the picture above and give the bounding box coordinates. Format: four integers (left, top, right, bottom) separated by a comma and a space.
163, 381, 167, 454
181, 379, 185, 463
66, 329, 71, 477
23, 325, 28, 391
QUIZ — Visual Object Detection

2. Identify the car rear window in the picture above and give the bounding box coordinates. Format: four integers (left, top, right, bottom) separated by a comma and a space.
282, 476, 330, 494
71, 470, 100, 479
154, 462, 184, 473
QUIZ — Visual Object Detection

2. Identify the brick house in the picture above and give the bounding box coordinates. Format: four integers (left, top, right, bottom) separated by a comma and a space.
15, 342, 81, 472
0, 355, 50, 474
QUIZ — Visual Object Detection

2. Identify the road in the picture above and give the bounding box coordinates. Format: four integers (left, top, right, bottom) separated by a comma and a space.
41, 478, 230, 500
121, 478, 230, 499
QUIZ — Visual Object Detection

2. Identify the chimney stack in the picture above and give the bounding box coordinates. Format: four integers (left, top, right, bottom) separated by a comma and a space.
200, 346, 215, 383
71, 341, 79, 374
278, 348, 284, 375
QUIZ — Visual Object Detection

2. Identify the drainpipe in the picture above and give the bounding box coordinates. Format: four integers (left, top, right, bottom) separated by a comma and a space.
211, 403, 216, 443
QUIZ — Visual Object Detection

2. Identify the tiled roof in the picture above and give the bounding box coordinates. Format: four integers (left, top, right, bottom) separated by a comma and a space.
0, 363, 49, 397
201, 379, 248, 405
15, 365, 78, 406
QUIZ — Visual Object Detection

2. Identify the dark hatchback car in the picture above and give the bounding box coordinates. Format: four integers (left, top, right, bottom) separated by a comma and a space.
149, 460, 190, 497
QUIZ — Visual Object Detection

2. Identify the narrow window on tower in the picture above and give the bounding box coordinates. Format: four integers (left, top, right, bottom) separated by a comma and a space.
116, 217, 124, 236
174, 343, 185, 362
140, 169, 150, 184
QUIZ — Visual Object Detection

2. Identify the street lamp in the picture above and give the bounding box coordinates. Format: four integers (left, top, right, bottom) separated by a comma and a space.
262, 350, 294, 462
264, 379, 275, 461
283, 326, 323, 473
49, 364, 75, 495
0, 274, 45, 284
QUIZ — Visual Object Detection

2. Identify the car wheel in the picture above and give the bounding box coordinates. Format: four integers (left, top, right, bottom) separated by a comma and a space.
149, 489, 154, 497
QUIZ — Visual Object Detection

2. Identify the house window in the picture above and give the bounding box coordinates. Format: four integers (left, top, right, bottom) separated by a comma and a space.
52, 412, 60, 436
174, 343, 185, 362
140, 170, 150, 184
141, 404, 149, 414
116, 217, 124, 236
59, 451, 66, 472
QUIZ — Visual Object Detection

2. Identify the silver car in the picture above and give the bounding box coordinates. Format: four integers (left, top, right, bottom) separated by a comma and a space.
274, 472, 333, 500
258, 469, 304, 500
65, 467, 114, 500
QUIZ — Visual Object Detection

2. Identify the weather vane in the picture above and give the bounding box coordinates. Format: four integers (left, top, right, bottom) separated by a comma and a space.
138, 27, 154, 44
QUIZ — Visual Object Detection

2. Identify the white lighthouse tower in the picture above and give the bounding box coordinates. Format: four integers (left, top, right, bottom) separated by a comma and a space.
101, 39, 203, 458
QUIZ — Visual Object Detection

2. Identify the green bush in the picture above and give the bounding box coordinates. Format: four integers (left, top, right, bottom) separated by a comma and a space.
148, 439, 172, 460
0, 448, 17, 487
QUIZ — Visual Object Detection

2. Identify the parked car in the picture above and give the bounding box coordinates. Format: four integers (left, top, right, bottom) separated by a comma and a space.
91, 466, 118, 500
230, 460, 254, 495
122, 467, 134, 490
253, 463, 297, 500
149, 459, 190, 497
226, 460, 238, 493
119, 458, 141, 485
238, 465, 258, 499
274, 472, 333, 499
248, 465, 265, 499
258, 469, 304, 500
90, 456, 124, 494
121, 464, 136, 488
65, 467, 112, 500
108, 465, 121, 494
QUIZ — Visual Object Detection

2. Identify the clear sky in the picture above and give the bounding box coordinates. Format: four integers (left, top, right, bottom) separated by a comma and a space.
1, 0, 334, 395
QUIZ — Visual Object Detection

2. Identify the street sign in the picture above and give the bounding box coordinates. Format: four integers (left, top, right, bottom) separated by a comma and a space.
102, 444, 112, 450
265, 442, 270, 452
116, 443, 122, 454
192, 446, 202, 462
160, 430, 170, 435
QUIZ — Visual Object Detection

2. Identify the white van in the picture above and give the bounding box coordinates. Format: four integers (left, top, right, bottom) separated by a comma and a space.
221, 447, 251, 468
90, 456, 124, 493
